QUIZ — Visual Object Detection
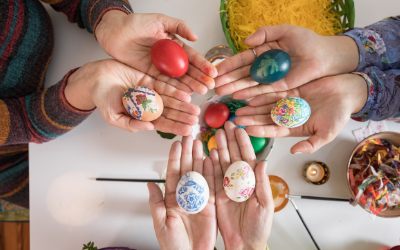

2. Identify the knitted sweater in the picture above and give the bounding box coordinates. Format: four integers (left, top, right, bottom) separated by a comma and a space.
0, 0, 132, 209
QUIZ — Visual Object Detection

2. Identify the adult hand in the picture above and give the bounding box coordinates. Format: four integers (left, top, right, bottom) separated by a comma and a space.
65, 59, 200, 136
147, 136, 217, 250
234, 74, 368, 154
210, 122, 274, 250
95, 11, 218, 95
215, 24, 359, 99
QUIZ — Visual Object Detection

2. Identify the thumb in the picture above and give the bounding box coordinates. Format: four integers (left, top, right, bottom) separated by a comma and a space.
254, 161, 274, 209
147, 182, 167, 231
245, 24, 292, 47
159, 15, 198, 42
290, 133, 333, 154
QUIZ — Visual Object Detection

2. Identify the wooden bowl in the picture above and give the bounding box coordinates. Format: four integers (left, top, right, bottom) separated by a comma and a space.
347, 132, 400, 218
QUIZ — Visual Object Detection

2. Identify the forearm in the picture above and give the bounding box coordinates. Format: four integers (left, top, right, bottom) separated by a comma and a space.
64, 65, 96, 110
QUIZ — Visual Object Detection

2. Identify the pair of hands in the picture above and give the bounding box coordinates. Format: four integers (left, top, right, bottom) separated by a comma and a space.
65, 11, 217, 136
148, 121, 274, 250
215, 25, 368, 154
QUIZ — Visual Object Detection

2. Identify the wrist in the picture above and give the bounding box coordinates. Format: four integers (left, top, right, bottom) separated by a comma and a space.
95, 10, 128, 47
348, 73, 369, 114
64, 65, 96, 110
321, 35, 359, 75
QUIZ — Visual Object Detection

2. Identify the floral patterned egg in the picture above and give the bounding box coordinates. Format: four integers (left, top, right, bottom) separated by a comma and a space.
122, 87, 164, 122
176, 171, 209, 214
271, 97, 310, 128
223, 161, 256, 202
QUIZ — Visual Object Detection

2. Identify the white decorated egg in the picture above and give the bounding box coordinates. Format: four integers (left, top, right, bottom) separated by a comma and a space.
271, 97, 310, 128
223, 161, 255, 202
176, 171, 209, 214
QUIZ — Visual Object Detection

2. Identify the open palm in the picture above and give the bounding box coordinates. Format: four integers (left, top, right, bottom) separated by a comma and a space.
147, 136, 217, 250
210, 122, 274, 250
234, 74, 367, 153
97, 12, 218, 95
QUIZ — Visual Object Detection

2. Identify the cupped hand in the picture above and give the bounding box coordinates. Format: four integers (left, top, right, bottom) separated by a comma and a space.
96, 11, 218, 95
67, 59, 200, 136
210, 122, 274, 250
215, 24, 359, 99
234, 74, 368, 154
147, 136, 217, 250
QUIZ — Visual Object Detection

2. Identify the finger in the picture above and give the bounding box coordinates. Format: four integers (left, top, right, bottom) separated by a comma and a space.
161, 95, 200, 116
158, 14, 198, 41
152, 116, 193, 136
193, 140, 204, 174
162, 107, 199, 126
235, 115, 274, 127
178, 65, 215, 95
245, 125, 293, 138
203, 157, 215, 204
290, 133, 333, 154
244, 24, 292, 47
253, 161, 274, 210
165, 141, 182, 199
215, 65, 252, 88
150, 71, 194, 94
210, 149, 224, 200
215, 76, 259, 97
224, 121, 242, 163
147, 182, 166, 230
248, 91, 295, 107
106, 112, 154, 133
236, 105, 274, 116
151, 79, 192, 103
215, 128, 231, 173
234, 128, 257, 168
181, 42, 218, 78
180, 135, 194, 176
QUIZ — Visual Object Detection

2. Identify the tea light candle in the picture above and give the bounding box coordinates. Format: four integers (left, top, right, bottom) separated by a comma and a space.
306, 163, 325, 182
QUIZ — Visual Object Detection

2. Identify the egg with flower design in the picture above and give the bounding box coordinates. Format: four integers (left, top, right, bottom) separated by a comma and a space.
271, 97, 310, 128
250, 49, 291, 84
122, 86, 163, 122
176, 171, 209, 214
224, 161, 256, 202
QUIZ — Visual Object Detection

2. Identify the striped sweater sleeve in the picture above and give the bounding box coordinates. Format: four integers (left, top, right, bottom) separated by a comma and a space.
0, 69, 94, 146
40, 0, 133, 35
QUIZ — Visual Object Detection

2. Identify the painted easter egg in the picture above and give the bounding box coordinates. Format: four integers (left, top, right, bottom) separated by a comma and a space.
271, 97, 310, 128
176, 171, 209, 214
228, 114, 246, 129
249, 136, 267, 154
122, 87, 164, 122
223, 161, 256, 202
208, 135, 218, 151
250, 49, 291, 84
151, 39, 189, 78
205, 103, 229, 128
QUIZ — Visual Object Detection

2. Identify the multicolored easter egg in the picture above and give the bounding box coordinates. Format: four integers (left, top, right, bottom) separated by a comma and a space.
176, 171, 209, 214
122, 87, 163, 122
223, 161, 256, 202
208, 135, 218, 151
271, 97, 310, 128
249, 136, 267, 154
250, 49, 291, 84
228, 114, 245, 129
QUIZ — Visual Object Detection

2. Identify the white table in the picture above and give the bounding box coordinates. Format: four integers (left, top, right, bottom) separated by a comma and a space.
31, 1, 400, 249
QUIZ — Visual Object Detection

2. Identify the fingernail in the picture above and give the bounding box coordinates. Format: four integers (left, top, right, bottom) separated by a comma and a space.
294, 152, 303, 154
245, 34, 254, 40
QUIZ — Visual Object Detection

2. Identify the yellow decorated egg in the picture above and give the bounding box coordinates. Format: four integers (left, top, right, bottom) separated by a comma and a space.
122, 87, 163, 122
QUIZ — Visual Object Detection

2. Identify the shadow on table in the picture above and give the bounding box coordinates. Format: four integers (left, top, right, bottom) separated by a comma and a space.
345, 240, 388, 250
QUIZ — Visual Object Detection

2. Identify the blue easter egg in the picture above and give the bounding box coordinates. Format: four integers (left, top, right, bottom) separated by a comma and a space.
176, 171, 209, 214
250, 49, 291, 84
271, 97, 311, 128
228, 114, 246, 129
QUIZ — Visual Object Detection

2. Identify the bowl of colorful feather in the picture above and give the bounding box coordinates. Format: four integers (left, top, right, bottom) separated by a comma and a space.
192, 94, 274, 161
347, 132, 400, 218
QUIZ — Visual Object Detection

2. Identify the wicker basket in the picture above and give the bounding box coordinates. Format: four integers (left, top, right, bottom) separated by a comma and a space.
220, 0, 355, 54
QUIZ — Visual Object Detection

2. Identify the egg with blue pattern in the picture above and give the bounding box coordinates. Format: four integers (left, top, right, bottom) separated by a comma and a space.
176, 171, 209, 214
271, 97, 311, 128
250, 49, 291, 84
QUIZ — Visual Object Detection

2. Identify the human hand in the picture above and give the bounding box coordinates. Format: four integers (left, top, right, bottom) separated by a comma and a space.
210, 122, 274, 250
234, 74, 368, 154
65, 59, 200, 136
95, 11, 217, 95
215, 24, 359, 99
147, 136, 217, 250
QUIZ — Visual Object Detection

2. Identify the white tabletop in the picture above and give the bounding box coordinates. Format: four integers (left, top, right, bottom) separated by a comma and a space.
31, 0, 400, 249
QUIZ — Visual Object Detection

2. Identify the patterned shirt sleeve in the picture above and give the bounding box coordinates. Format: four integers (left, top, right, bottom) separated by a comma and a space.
339, 17, 400, 72
40, 0, 133, 35
0, 69, 94, 146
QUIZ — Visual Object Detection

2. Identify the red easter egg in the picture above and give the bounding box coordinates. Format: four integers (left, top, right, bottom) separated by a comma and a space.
205, 103, 229, 128
151, 39, 189, 78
